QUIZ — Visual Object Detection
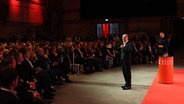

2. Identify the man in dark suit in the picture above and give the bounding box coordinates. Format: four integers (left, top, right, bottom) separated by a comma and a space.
120, 34, 133, 90
0, 66, 21, 104
157, 32, 169, 57
167, 33, 174, 56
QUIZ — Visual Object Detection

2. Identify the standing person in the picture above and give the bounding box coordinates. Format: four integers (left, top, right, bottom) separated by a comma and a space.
167, 33, 174, 56
157, 32, 169, 57
120, 34, 133, 90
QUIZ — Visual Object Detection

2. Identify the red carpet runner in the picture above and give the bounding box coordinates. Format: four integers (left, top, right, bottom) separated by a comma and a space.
142, 69, 184, 104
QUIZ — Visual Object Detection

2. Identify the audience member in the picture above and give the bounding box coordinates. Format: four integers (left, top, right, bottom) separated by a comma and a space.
0, 65, 21, 104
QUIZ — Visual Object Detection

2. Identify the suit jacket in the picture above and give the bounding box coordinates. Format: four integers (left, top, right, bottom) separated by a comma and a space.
158, 37, 168, 56
36, 54, 50, 70
74, 48, 84, 64
120, 41, 133, 63
21, 59, 36, 82
0, 89, 21, 104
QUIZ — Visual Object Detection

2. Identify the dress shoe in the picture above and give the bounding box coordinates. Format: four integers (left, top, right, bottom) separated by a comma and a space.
122, 86, 131, 90
121, 85, 126, 88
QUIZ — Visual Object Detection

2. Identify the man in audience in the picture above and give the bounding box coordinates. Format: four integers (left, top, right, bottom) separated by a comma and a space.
0, 65, 21, 104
